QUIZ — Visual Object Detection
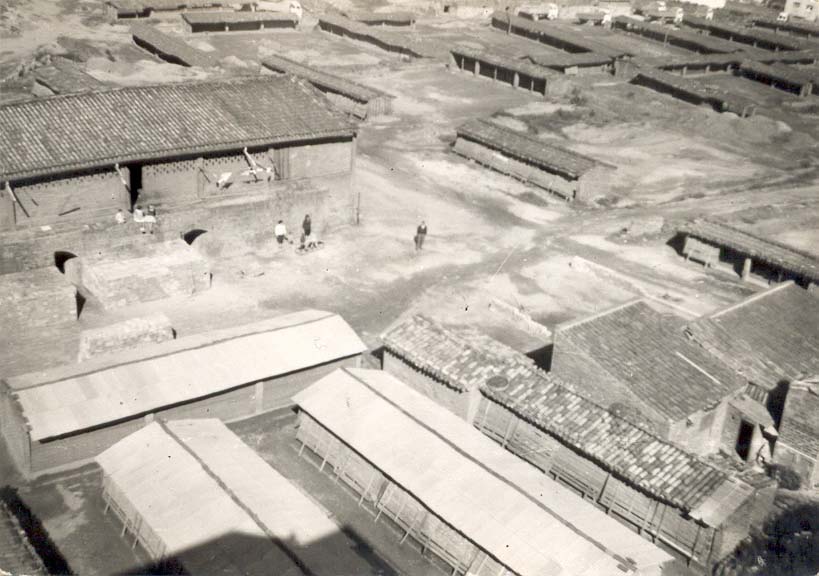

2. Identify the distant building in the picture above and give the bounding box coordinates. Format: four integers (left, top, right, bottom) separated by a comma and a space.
381, 315, 775, 568
294, 367, 674, 576
0, 310, 365, 478
97, 419, 377, 575
452, 119, 613, 201
677, 219, 819, 287
773, 379, 819, 490
785, 0, 818, 21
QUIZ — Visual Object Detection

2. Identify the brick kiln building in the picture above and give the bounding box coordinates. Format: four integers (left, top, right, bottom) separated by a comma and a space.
453, 119, 613, 201
97, 419, 376, 575
295, 368, 673, 576
0, 75, 357, 234
0, 310, 365, 478
381, 315, 776, 568
677, 219, 819, 287
773, 379, 819, 490
551, 300, 770, 460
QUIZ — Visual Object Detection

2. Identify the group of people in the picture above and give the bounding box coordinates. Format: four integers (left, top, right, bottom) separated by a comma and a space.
275, 214, 319, 250
115, 204, 158, 234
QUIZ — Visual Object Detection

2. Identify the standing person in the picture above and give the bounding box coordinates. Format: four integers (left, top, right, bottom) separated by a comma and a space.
416, 220, 428, 251
302, 214, 312, 238
274, 220, 288, 245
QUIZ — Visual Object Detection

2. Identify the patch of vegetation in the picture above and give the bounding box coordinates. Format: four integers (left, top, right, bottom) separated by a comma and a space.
568, 86, 587, 107
716, 501, 819, 576
767, 463, 802, 491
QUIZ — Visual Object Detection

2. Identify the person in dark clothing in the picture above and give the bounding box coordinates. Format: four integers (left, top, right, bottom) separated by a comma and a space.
302, 214, 312, 237
415, 221, 428, 251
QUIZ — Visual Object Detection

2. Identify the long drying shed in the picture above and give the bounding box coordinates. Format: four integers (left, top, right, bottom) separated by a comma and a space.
183, 11, 298, 33
295, 368, 674, 576
453, 118, 612, 201
449, 46, 552, 96
96, 419, 377, 575
380, 315, 775, 569
262, 55, 393, 119
678, 219, 819, 287
0, 310, 366, 478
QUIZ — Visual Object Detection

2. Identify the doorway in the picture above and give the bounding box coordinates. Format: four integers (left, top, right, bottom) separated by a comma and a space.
735, 420, 755, 461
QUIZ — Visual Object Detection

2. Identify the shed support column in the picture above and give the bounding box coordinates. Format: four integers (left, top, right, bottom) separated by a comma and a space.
513, 72, 519, 87
0, 181, 17, 231
742, 257, 752, 280
474, 60, 480, 76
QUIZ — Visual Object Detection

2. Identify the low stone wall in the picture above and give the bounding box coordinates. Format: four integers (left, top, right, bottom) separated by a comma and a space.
77, 314, 174, 362
0, 267, 76, 330
64, 239, 211, 310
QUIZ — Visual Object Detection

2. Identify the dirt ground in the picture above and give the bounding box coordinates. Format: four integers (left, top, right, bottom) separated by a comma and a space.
1, 0, 818, 573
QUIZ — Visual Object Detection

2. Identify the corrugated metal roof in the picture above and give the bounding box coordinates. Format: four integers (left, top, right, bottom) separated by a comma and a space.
165, 419, 377, 575
679, 219, 819, 282
294, 368, 672, 575
382, 315, 749, 517
9, 311, 366, 441
456, 118, 602, 179
95, 422, 303, 576
556, 300, 747, 422
0, 75, 355, 182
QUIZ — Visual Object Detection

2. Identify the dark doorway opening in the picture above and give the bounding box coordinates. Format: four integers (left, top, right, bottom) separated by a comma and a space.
128, 164, 142, 209
735, 420, 755, 461
54, 251, 77, 273
182, 229, 208, 245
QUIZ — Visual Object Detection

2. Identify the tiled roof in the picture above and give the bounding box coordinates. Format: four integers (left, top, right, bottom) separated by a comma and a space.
455, 118, 602, 179
556, 301, 746, 422
492, 12, 627, 57
33, 58, 107, 94
0, 499, 47, 576
0, 75, 354, 182
632, 68, 757, 116
262, 55, 389, 103
678, 219, 819, 282
687, 283, 819, 388
683, 16, 807, 51
739, 59, 816, 87
613, 16, 740, 54
381, 315, 746, 515
131, 23, 216, 67
182, 11, 298, 24
382, 315, 536, 392
777, 380, 819, 458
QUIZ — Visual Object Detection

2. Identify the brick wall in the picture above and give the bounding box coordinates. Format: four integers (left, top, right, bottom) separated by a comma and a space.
77, 314, 174, 362
0, 389, 31, 475
7, 168, 129, 228
0, 267, 76, 330
711, 481, 776, 563
63, 239, 211, 310
383, 351, 480, 423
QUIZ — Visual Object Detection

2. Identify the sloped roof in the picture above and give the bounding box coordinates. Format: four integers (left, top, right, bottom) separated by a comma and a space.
33, 58, 107, 94
678, 219, 819, 282
493, 12, 627, 57
451, 46, 553, 81
632, 68, 757, 116
164, 419, 376, 575
455, 118, 603, 179
0, 75, 355, 182
95, 422, 303, 576
614, 16, 740, 54
182, 11, 298, 24
777, 381, 819, 459
687, 282, 819, 388
683, 16, 807, 51
528, 51, 613, 69
556, 301, 746, 421
262, 55, 390, 103
382, 315, 749, 518
739, 59, 816, 86
294, 368, 672, 574
6, 310, 366, 441
341, 11, 416, 24
131, 23, 216, 67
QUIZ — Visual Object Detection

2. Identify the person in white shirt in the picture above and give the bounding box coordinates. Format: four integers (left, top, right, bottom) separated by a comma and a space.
274, 220, 288, 245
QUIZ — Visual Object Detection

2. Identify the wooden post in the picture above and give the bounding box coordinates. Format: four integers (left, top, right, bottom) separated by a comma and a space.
0, 181, 16, 231
741, 257, 752, 280
513, 71, 519, 87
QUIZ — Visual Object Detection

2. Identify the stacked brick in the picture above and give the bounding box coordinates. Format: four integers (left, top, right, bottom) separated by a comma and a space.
0, 267, 76, 330
77, 314, 174, 362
